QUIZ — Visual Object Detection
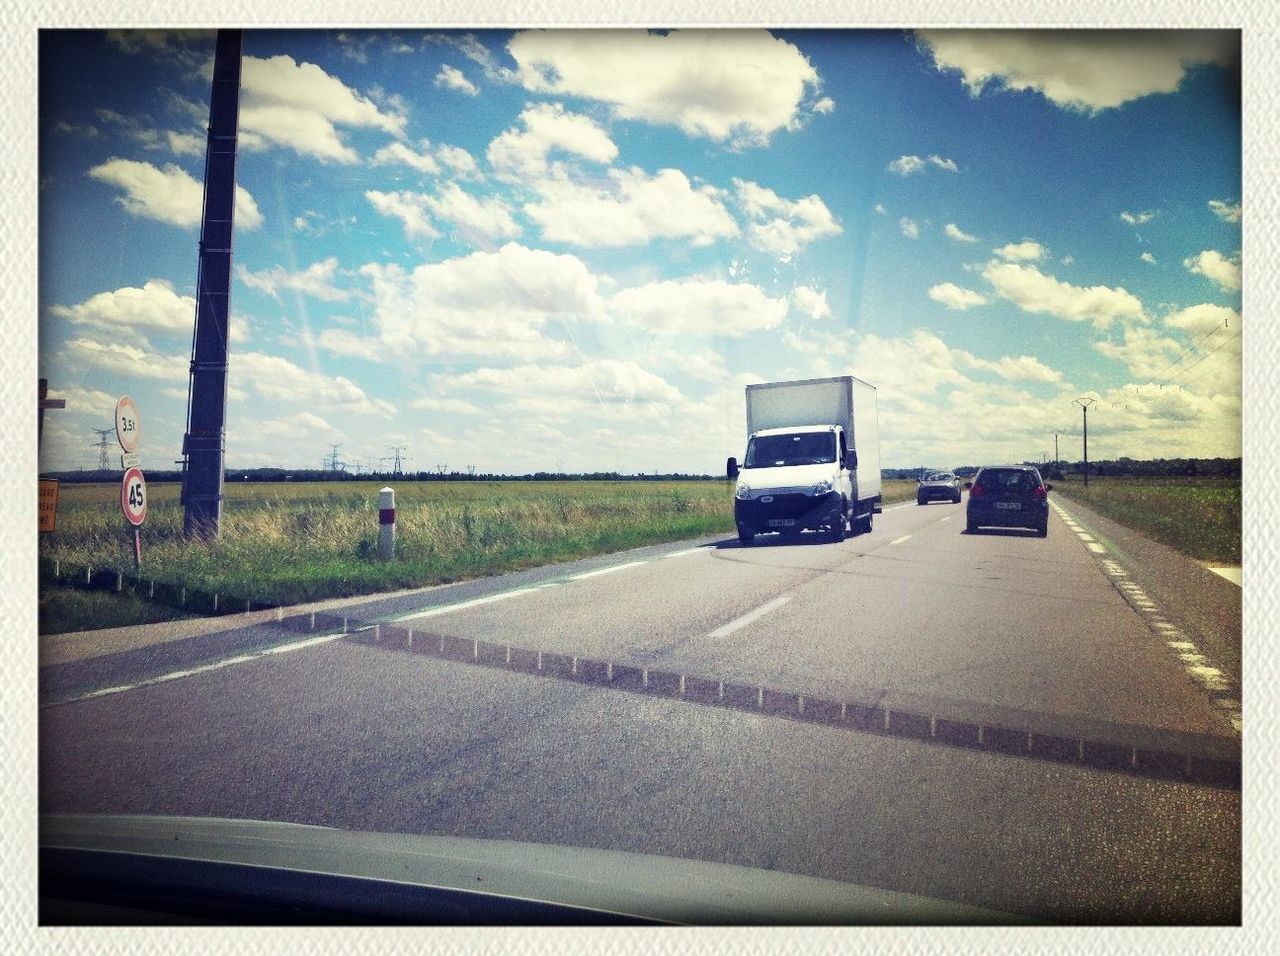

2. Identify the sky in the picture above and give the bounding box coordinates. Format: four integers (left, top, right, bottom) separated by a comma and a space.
36, 28, 1243, 475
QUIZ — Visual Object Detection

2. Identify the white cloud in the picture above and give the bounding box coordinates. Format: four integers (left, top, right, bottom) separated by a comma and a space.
51, 279, 194, 336
525, 166, 737, 248
873, 203, 887, 215
609, 277, 787, 337
1141, 252, 1157, 264
435, 359, 684, 423
899, 217, 919, 239
813, 97, 836, 114
238, 258, 351, 302
422, 183, 521, 241
733, 179, 842, 260
507, 29, 825, 147
435, 64, 479, 95
1208, 199, 1241, 224
238, 54, 406, 163
993, 240, 1045, 261
916, 29, 1237, 113
792, 286, 832, 320
61, 337, 189, 381
316, 328, 383, 362
436, 145, 481, 179
982, 260, 1147, 329
1120, 210, 1157, 226
928, 282, 989, 310
409, 396, 485, 416
360, 243, 603, 361
257, 412, 341, 439
1093, 326, 1184, 378
646, 347, 731, 382
944, 223, 979, 243
887, 154, 957, 176
89, 158, 263, 230
1163, 302, 1239, 335
371, 141, 440, 175
487, 102, 617, 180
365, 189, 441, 240
1183, 249, 1241, 293
235, 351, 396, 416
955, 350, 1064, 383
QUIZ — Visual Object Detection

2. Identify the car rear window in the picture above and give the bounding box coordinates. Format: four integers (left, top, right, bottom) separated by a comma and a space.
977, 469, 1039, 491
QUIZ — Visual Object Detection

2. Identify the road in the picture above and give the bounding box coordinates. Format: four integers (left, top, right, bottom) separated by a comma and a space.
39, 495, 1242, 923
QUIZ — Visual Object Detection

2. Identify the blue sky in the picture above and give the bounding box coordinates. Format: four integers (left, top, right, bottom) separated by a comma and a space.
37, 28, 1242, 474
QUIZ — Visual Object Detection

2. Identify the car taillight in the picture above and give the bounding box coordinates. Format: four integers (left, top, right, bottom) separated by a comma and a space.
1033, 485, 1047, 499
970, 484, 985, 497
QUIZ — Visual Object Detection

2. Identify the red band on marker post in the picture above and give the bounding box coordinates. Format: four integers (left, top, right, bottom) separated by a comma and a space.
377, 488, 396, 560
379, 508, 395, 524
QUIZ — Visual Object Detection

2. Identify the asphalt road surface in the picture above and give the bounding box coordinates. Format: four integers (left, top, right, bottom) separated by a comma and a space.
39, 495, 1242, 924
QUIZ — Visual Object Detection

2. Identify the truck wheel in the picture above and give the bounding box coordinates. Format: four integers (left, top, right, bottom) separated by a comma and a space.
917, 496, 925, 506
738, 531, 754, 546
966, 518, 979, 534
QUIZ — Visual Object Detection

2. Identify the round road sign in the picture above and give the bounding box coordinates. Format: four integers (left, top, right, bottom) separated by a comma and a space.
115, 395, 141, 454
121, 467, 148, 526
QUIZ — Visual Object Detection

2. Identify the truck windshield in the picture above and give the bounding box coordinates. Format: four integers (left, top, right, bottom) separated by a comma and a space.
744, 432, 836, 468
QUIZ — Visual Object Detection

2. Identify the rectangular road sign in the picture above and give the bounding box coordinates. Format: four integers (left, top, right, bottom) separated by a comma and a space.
39, 479, 60, 532
121, 452, 141, 469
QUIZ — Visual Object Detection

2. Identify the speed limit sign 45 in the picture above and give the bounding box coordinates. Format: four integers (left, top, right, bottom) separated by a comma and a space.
121, 467, 148, 526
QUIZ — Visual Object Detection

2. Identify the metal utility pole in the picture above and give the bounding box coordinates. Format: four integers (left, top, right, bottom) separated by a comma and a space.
38, 379, 66, 450
324, 444, 346, 472
387, 445, 406, 476
1074, 398, 1096, 487
181, 29, 243, 538
91, 428, 115, 470
1054, 432, 1060, 473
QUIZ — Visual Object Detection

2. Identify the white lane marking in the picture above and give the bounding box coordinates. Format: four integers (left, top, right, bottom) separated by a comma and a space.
1207, 567, 1242, 586
386, 588, 530, 623
706, 595, 793, 639
571, 560, 649, 580
1087, 542, 1107, 553
940, 516, 953, 523
890, 535, 912, 545
1075, 533, 1096, 542
662, 547, 709, 559
43, 633, 346, 707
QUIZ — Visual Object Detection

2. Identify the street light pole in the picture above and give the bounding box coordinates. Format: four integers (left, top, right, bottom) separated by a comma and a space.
1073, 398, 1096, 487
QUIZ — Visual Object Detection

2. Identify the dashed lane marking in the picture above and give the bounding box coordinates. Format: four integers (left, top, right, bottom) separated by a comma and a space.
571, 560, 650, 581
1050, 499, 1241, 735
41, 633, 346, 707
890, 535, 912, 545
706, 595, 793, 639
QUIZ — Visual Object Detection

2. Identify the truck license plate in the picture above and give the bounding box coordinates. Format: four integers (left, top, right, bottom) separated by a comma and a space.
995, 502, 1020, 510
768, 519, 796, 527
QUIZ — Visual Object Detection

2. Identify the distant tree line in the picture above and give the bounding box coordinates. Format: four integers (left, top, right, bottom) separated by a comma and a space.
42, 457, 1242, 485
885, 457, 1242, 481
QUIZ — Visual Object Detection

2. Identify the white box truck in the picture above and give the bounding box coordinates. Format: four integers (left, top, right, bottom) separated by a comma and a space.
726, 376, 881, 545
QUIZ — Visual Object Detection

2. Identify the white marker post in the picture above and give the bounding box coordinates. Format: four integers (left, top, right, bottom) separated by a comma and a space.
378, 487, 395, 560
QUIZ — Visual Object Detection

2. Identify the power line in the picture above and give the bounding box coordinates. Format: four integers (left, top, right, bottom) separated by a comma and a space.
1143, 322, 1234, 389
1157, 328, 1242, 388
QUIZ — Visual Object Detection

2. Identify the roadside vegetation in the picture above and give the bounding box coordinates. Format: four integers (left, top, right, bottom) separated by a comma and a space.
1050, 476, 1240, 565
40, 478, 920, 632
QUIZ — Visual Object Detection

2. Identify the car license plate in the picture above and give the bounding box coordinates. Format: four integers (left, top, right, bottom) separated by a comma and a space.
995, 502, 1020, 510
768, 519, 796, 527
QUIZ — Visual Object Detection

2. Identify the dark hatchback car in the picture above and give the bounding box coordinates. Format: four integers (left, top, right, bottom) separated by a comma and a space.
964, 465, 1052, 537
917, 472, 962, 505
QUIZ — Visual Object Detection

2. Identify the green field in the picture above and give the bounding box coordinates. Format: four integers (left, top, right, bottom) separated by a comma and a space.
40, 479, 920, 621
1050, 477, 1241, 565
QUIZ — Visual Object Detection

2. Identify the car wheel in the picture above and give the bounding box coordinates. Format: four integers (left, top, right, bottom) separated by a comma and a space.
1036, 522, 1048, 538
966, 517, 979, 534
738, 531, 754, 545
953, 493, 962, 503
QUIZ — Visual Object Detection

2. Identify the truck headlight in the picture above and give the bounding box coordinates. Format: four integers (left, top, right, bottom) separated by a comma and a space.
735, 482, 751, 500
812, 479, 833, 496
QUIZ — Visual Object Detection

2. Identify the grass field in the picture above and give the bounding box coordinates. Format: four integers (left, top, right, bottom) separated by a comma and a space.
39, 479, 920, 626
1050, 477, 1241, 565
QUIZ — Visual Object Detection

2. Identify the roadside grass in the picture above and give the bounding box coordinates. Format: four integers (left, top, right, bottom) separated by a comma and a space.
1050, 477, 1240, 565
38, 478, 921, 633
39, 585, 200, 635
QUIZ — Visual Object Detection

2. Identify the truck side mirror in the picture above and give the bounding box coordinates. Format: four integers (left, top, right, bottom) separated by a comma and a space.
844, 451, 857, 470
1044, 483, 1053, 491
726, 457, 739, 480
963, 481, 973, 489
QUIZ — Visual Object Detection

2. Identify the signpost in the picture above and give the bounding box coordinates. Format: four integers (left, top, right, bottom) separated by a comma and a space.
121, 465, 146, 570
115, 395, 141, 454
117, 394, 146, 571
39, 479, 60, 533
